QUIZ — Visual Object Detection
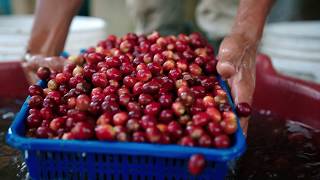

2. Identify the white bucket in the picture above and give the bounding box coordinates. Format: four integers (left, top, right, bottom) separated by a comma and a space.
0, 15, 107, 61
260, 21, 320, 82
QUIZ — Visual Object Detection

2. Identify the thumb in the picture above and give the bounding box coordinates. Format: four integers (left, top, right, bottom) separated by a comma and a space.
216, 35, 245, 79
228, 54, 256, 137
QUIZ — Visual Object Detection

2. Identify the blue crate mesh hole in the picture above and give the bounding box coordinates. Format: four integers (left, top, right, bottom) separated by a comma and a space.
27, 150, 226, 180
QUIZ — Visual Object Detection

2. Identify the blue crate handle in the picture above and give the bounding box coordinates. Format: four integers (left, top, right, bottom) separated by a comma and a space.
6, 77, 246, 162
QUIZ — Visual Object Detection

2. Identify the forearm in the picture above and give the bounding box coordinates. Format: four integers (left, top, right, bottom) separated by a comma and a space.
231, 0, 274, 43
27, 0, 82, 56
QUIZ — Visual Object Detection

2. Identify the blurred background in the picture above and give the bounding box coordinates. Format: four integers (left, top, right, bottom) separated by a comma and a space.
0, 1, 320, 179
0, 0, 320, 82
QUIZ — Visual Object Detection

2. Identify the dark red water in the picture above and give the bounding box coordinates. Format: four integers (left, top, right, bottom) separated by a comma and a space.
0, 98, 26, 180
233, 110, 320, 180
1, 99, 319, 179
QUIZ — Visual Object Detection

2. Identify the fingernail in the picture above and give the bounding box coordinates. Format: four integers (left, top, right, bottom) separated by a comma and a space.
217, 62, 236, 78
220, 61, 235, 70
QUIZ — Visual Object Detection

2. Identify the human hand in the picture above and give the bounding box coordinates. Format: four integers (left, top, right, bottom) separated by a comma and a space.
21, 55, 66, 84
216, 34, 257, 136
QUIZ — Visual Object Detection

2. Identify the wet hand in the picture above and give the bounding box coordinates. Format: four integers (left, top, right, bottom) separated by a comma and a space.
21, 55, 66, 84
216, 34, 257, 136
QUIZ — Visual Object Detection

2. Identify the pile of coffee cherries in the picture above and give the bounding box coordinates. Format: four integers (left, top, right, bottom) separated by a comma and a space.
26, 32, 251, 175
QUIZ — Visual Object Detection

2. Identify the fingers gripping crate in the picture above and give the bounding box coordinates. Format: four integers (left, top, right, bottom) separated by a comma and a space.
6, 79, 246, 180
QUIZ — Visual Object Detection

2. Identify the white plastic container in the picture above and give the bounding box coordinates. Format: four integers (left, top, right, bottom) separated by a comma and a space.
260, 21, 320, 82
0, 15, 107, 61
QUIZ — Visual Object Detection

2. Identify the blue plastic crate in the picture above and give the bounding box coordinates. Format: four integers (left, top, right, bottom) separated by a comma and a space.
6, 78, 246, 180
